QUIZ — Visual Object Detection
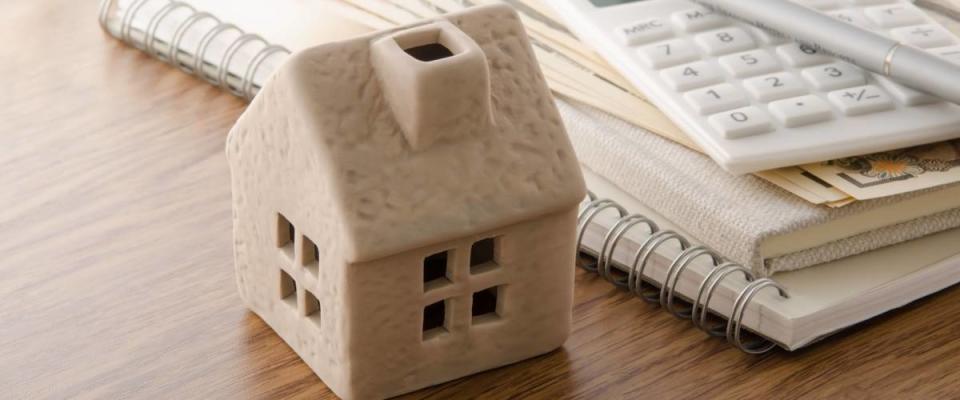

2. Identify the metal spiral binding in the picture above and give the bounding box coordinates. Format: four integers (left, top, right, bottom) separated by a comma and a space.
579, 195, 789, 354
97, 0, 291, 100
576, 198, 626, 273
661, 246, 721, 318
727, 278, 789, 354
692, 262, 754, 336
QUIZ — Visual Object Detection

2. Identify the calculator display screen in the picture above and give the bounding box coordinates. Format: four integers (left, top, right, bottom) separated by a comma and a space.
588, 0, 643, 7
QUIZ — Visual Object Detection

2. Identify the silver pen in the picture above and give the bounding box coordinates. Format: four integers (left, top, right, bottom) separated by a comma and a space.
694, 0, 960, 105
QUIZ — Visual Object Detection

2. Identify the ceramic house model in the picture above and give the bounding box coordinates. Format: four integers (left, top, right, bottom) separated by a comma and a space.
225, 5, 586, 399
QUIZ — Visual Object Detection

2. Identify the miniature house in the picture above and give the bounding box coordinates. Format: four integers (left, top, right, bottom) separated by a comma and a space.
225, 5, 586, 399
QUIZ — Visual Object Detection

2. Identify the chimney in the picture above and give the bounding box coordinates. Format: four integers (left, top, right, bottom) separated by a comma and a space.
371, 20, 493, 151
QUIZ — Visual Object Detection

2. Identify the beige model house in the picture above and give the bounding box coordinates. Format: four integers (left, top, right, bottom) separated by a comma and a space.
225, 4, 586, 399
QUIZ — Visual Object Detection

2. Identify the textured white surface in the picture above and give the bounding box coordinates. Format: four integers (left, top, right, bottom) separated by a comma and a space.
226, 4, 583, 399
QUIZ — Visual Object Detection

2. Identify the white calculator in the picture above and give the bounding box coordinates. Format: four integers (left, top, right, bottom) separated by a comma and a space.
549, 0, 960, 174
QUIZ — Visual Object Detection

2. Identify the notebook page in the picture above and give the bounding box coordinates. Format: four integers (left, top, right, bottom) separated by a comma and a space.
101, 0, 372, 97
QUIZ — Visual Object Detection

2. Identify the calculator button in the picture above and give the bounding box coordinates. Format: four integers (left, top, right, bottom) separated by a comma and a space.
827, 9, 873, 29
684, 83, 750, 115
637, 39, 699, 69
748, 27, 789, 45
768, 95, 834, 128
792, 0, 842, 11
660, 61, 724, 91
828, 85, 895, 116
709, 106, 774, 139
933, 46, 960, 65
801, 62, 867, 91
875, 76, 939, 106
776, 43, 831, 67
891, 25, 956, 49
694, 28, 756, 56
719, 50, 780, 78
616, 19, 672, 46
848, 0, 900, 5
671, 7, 727, 32
864, 4, 926, 28
743, 72, 808, 102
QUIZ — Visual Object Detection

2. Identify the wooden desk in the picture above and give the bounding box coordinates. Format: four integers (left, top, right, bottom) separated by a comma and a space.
4, 1, 960, 398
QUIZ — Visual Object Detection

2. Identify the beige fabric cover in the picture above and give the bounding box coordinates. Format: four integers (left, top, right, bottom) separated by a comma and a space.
558, 99, 960, 276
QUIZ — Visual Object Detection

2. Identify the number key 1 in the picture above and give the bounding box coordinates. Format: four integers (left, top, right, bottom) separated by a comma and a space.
684, 83, 749, 115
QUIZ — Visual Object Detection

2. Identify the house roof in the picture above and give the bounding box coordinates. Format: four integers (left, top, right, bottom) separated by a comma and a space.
229, 4, 586, 262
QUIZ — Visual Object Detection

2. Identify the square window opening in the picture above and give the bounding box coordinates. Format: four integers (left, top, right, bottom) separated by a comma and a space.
277, 213, 295, 249
423, 250, 451, 290
422, 300, 447, 340
470, 237, 498, 274
304, 289, 322, 326
303, 235, 319, 274
279, 269, 297, 308
472, 286, 500, 323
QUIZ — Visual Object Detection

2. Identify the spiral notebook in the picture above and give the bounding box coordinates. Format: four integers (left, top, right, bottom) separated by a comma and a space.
580, 168, 960, 352
98, 0, 960, 353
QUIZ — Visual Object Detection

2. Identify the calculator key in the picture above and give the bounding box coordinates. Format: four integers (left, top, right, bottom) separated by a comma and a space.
933, 46, 960, 65
637, 39, 699, 69
719, 50, 780, 78
777, 43, 831, 67
660, 61, 724, 91
743, 72, 808, 102
802, 62, 867, 91
792, 0, 842, 11
875, 76, 939, 106
828, 85, 895, 116
749, 26, 789, 45
684, 83, 750, 115
848, 0, 898, 4
891, 25, 956, 49
616, 19, 672, 46
709, 106, 774, 139
695, 27, 756, 56
768, 95, 834, 128
671, 7, 727, 32
864, 4, 926, 28
827, 9, 873, 29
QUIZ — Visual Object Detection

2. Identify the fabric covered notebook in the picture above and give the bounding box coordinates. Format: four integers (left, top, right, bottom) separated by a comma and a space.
561, 100, 960, 276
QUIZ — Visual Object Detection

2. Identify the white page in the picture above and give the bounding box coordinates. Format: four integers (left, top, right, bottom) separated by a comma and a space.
101, 0, 372, 97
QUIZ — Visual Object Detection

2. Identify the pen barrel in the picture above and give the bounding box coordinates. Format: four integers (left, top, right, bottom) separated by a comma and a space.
696, 0, 895, 71
891, 46, 960, 104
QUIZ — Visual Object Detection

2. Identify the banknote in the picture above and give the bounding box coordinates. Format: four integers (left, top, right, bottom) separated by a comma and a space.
800, 140, 960, 200
755, 167, 852, 206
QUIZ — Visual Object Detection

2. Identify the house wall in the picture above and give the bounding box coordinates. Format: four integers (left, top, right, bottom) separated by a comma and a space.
343, 207, 578, 399
227, 81, 353, 396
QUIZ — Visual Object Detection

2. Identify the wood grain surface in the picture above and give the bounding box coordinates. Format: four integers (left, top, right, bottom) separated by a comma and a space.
4, 1, 960, 398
